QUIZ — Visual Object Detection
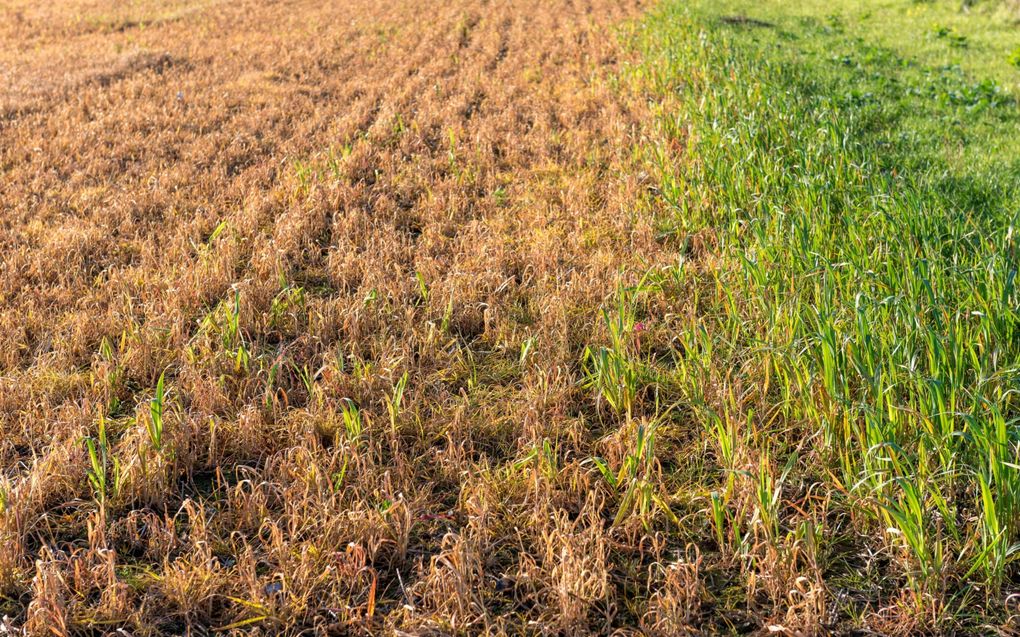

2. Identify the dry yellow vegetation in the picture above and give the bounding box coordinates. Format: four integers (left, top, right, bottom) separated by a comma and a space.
0, 0, 703, 633
11, 0, 1020, 633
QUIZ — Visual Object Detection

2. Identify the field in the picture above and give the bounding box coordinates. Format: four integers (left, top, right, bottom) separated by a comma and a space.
0, 0, 1018, 634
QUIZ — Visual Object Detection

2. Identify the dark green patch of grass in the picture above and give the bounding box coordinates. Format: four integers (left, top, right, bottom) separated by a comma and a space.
631, 0, 1020, 630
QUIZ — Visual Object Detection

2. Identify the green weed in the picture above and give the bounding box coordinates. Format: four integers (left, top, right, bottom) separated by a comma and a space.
83, 412, 123, 506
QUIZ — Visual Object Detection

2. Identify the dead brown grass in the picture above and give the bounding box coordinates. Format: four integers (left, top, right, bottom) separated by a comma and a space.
0, 0, 717, 633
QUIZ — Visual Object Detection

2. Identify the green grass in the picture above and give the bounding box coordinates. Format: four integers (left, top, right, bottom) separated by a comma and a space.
720, 0, 1020, 91
630, 0, 1020, 630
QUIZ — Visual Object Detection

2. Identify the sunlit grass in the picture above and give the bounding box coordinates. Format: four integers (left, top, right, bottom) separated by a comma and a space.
631, 0, 1020, 628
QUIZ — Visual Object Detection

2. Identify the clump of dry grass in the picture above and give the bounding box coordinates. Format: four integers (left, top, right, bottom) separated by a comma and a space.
0, 0, 709, 633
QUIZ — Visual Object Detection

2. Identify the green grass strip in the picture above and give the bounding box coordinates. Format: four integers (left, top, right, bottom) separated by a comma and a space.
633, 0, 1020, 629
